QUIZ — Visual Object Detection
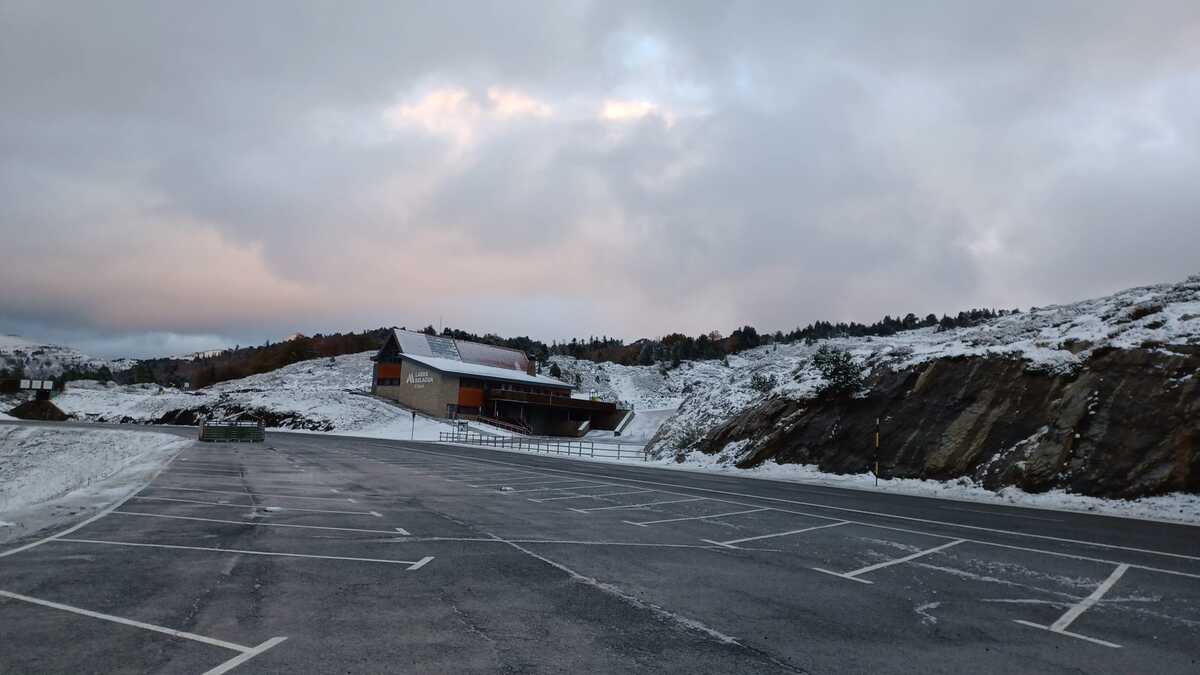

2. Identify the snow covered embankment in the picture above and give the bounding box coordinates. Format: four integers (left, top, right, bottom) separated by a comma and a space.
53, 351, 464, 440
0, 425, 190, 539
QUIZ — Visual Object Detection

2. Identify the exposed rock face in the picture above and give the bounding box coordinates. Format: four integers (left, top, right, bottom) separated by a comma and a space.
151, 405, 334, 431
683, 348, 1199, 499
8, 399, 70, 421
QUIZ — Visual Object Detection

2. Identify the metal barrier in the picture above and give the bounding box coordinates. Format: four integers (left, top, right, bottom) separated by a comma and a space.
199, 420, 265, 443
438, 431, 648, 462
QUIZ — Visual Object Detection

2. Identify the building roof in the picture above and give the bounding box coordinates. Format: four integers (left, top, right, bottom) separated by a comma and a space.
387, 329, 531, 372
401, 353, 572, 389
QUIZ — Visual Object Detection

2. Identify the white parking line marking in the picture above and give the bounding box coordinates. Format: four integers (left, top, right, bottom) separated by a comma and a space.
814, 539, 966, 584
571, 497, 708, 513
625, 508, 770, 527
158, 478, 343, 490
145, 486, 363, 503
704, 521, 849, 548
0, 586, 280, 653
133, 496, 383, 517
111, 511, 408, 535
1011, 564, 1130, 649
56, 538, 434, 569
488, 535, 742, 646
533, 490, 653, 502
1012, 620, 1123, 649
0, 443, 189, 560
202, 637, 289, 675
505, 482, 600, 493
937, 505, 1064, 523
406, 556, 434, 571
381, 443, 1200, 574
1050, 563, 1130, 632
469, 478, 584, 488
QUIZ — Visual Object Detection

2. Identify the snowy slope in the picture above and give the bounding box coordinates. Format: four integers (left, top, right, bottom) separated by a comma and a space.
52, 351, 463, 439
544, 276, 1200, 452
549, 355, 729, 410
0, 335, 135, 378
0, 425, 191, 542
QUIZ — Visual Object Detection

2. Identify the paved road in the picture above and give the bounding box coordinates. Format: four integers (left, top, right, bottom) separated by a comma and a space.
2, 423, 1198, 673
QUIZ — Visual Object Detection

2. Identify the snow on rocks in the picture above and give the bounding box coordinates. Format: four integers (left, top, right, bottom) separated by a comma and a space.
0, 334, 135, 378
651, 275, 1200, 457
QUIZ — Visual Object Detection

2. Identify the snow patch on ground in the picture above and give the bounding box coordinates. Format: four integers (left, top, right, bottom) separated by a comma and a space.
664, 450, 1200, 525
0, 425, 190, 545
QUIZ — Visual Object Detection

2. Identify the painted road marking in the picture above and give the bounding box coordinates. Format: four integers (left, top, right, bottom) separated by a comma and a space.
0, 588, 287, 672
937, 505, 1064, 523
146, 486, 361, 503
382, 443, 1200, 571
703, 521, 850, 548
157, 477, 345, 490
532, 490, 654, 502
0, 443, 189, 560
111, 511, 410, 535
56, 538, 434, 569
505, 482, 601, 493
132, 496, 383, 517
1013, 563, 1130, 648
625, 508, 770, 527
815, 539, 966, 584
203, 637, 289, 675
469, 477, 585, 488
571, 497, 708, 513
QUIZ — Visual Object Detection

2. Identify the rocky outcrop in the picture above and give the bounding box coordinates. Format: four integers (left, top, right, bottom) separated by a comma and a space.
680, 347, 1199, 499
8, 399, 70, 421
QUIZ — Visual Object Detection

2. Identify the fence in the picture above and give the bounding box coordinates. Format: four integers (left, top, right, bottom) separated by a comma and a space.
438, 431, 648, 462
199, 420, 265, 443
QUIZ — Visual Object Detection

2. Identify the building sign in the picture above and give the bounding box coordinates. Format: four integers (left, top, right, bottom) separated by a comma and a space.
406, 370, 434, 389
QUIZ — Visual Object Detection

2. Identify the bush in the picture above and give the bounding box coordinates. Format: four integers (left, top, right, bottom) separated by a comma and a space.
749, 372, 777, 393
811, 345, 865, 398
674, 421, 706, 449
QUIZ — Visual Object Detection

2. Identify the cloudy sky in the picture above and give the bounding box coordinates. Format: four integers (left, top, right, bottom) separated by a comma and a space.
2, 1, 1198, 358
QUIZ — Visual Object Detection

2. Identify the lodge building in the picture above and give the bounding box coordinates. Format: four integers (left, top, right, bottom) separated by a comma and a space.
371, 329, 628, 436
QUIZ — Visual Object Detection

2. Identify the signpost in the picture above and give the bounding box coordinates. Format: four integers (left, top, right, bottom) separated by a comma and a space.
18, 379, 56, 401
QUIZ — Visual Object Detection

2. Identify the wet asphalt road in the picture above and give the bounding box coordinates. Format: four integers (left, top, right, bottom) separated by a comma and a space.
1, 423, 1198, 673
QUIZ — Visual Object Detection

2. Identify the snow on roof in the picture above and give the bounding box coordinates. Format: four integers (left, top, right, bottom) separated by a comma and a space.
401, 353, 572, 389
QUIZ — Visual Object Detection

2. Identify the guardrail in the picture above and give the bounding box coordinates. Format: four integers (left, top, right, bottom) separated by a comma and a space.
438, 431, 648, 461
199, 420, 265, 443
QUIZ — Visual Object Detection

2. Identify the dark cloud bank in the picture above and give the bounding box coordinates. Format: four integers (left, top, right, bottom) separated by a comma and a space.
2, 1, 1198, 357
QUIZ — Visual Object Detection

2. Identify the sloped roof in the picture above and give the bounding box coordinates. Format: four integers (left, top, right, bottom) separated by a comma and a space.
388, 329, 530, 372
401, 353, 572, 389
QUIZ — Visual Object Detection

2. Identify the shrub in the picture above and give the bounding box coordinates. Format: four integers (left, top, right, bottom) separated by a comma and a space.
811, 345, 865, 398
749, 372, 777, 393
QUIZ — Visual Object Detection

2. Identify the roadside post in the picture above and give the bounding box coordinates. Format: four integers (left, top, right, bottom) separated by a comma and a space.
411, 410, 416, 440
874, 417, 880, 487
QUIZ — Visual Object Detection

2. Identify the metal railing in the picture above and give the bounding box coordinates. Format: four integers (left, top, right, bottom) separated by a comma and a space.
199, 420, 265, 443
438, 431, 648, 461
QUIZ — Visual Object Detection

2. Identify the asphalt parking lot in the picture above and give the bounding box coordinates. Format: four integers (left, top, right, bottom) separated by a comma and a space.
2, 426, 1198, 673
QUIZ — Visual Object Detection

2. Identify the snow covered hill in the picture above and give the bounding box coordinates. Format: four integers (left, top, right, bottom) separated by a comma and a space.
0, 335, 135, 378
51, 351, 461, 439
649, 274, 1200, 454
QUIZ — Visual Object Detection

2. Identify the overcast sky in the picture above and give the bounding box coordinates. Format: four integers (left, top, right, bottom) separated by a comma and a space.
2, 1, 1199, 358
